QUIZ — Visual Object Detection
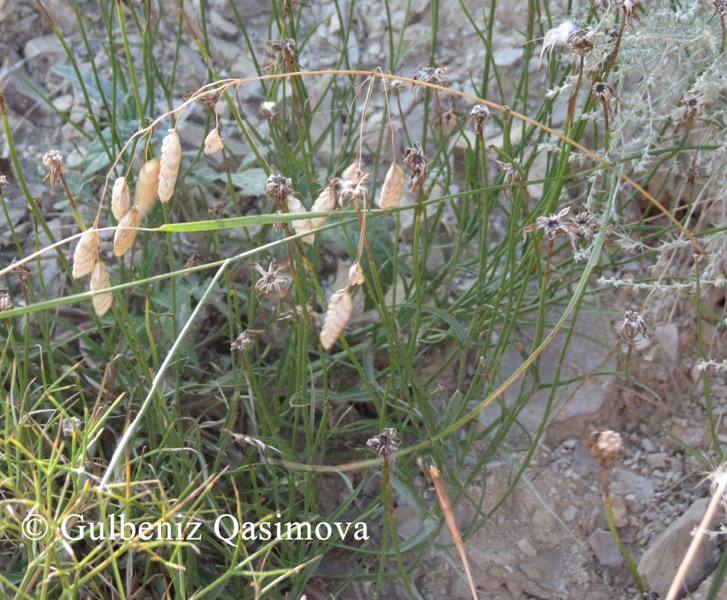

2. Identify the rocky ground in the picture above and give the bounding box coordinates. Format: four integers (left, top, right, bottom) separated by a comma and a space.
2, 1, 726, 599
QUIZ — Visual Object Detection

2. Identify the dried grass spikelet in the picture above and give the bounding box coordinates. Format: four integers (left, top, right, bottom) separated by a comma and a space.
90, 260, 113, 316
72, 229, 99, 279
204, 128, 224, 155
134, 158, 160, 217
320, 287, 353, 350
114, 207, 141, 257
378, 163, 404, 209
348, 262, 365, 287
111, 176, 131, 221
309, 181, 338, 228
158, 129, 181, 203
285, 194, 314, 244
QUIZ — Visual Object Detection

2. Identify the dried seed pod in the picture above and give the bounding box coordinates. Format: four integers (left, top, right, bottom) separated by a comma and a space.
378, 163, 404, 209
0, 290, 13, 312
111, 176, 131, 221
286, 195, 314, 244
204, 128, 224, 155
134, 158, 160, 217
310, 182, 338, 228
348, 263, 365, 287
341, 161, 360, 181
320, 287, 353, 350
114, 207, 141, 257
366, 427, 400, 456
72, 229, 99, 279
90, 260, 113, 316
589, 430, 622, 470
158, 129, 181, 203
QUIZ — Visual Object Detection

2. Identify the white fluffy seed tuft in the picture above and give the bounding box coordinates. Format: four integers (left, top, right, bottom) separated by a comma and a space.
134, 158, 161, 217
114, 207, 141, 257
158, 129, 181, 203
111, 177, 131, 221
320, 287, 353, 350
378, 163, 404, 209
72, 229, 99, 279
90, 261, 113, 316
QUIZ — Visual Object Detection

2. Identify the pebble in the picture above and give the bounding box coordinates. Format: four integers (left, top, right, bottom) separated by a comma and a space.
493, 47, 523, 68
588, 528, 624, 567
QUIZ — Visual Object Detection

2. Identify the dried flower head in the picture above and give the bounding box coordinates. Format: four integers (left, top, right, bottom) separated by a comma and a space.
0, 290, 13, 312
72, 229, 99, 279
617, 0, 640, 21
0, 175, 8, 191
567, 28, 593, 53
134, 158, 161, 217
378, 163, 405, 209
114, 207, 141, 257
411, 64, 448, 96
265, 174, 294, 205
523, 207, 571, 242
589, 430, 622, 469
183, 253, 203, 273
264, 39, 298, 71
10, 258, 31, 279
184, 89, 221, 109
403, 142, 431, 190
90, 261, 113, 316
158, 129, 181, 203
488, 147, 523, 191
208, 200, 226, 216
111, 176, 131, 221
366, 427, 400, 457
231, 329, 264, 355
42, 149, 66, 189
470, 104, 493, 136
204, 128, 224, 155
310, 180, 339, 228
320, 287, 353, 350
285, 195, 315, 244
259, 101, 279, 120
348, 262, 365, 287
714, 0, 727, 17
339, 169, 370, 207
681, 92, 705, 123
568, 211, 598, 244
620, 310, 647, 345
60, 416, 81, 437
226, 430, 280, 454
539, 21, 579, 68
253, 260, 289, 297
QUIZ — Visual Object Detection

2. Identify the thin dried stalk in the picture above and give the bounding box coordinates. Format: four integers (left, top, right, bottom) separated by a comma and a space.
90, 261, 113, 316
71, 229, 99, 279
158, 129, 181, 203
204, 128, 224, 155
134, 158, 160, 217
286, 195, 314, 244
114, 207, 141, 257
320, 287, 353, 350
421, 461, 478, 600
111, 176, 131, 221
378, 163, 404, 209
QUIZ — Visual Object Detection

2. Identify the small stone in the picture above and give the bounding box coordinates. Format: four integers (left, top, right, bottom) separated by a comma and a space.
517, 548, 565, 592
588, 529, 624, 567
493, 47, 523, 68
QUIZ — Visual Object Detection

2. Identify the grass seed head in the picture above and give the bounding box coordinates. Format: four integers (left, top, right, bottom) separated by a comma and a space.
0, 290, 13, 312
134, 158, 160, 217
113, 207, 141, 257
310, 181, 338, 228
90, 261, 113, 316
366, 427, 400, 457
378, 163, 404, 209
320, 287, 353, 350
158, 129, 181, 203
72, 229, 99, 279
204, 128, 224, 155
589, 430, 622, 469
111, 176, 131, 221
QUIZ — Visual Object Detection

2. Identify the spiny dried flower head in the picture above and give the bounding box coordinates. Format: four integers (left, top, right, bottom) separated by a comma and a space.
231, 329, 264, 355
265, 174, 294, 205
0, 290, 13, 312
411, 64, 447, 96
589, 430, 622, 469
253, 260, 289, 297
378, 163, 404, 209
620, 310, 647, 345
523, 207, 571, 242
259, 101, 279, 120
111, 176, 131, 221
338, 169, 370, 207
366, 427, 400, 457
158, 129, 181, 203
226, 430, 279, 454
60, 416, 82, 437
539, 21, 579, 68
204, 128, 224, 155
72, 229, 99, 279
42, 149, 66, 189
617, 0, 640, 21
568, 211, 598, 243
567, 27, 593, 53
403, 142, 430, 190
470, 104, 493, 136
264, 38, 298, 71
488, 147, 523, 190
320, 287, 353, 350
681, 92, 705, 123
90, 261, 113, 316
